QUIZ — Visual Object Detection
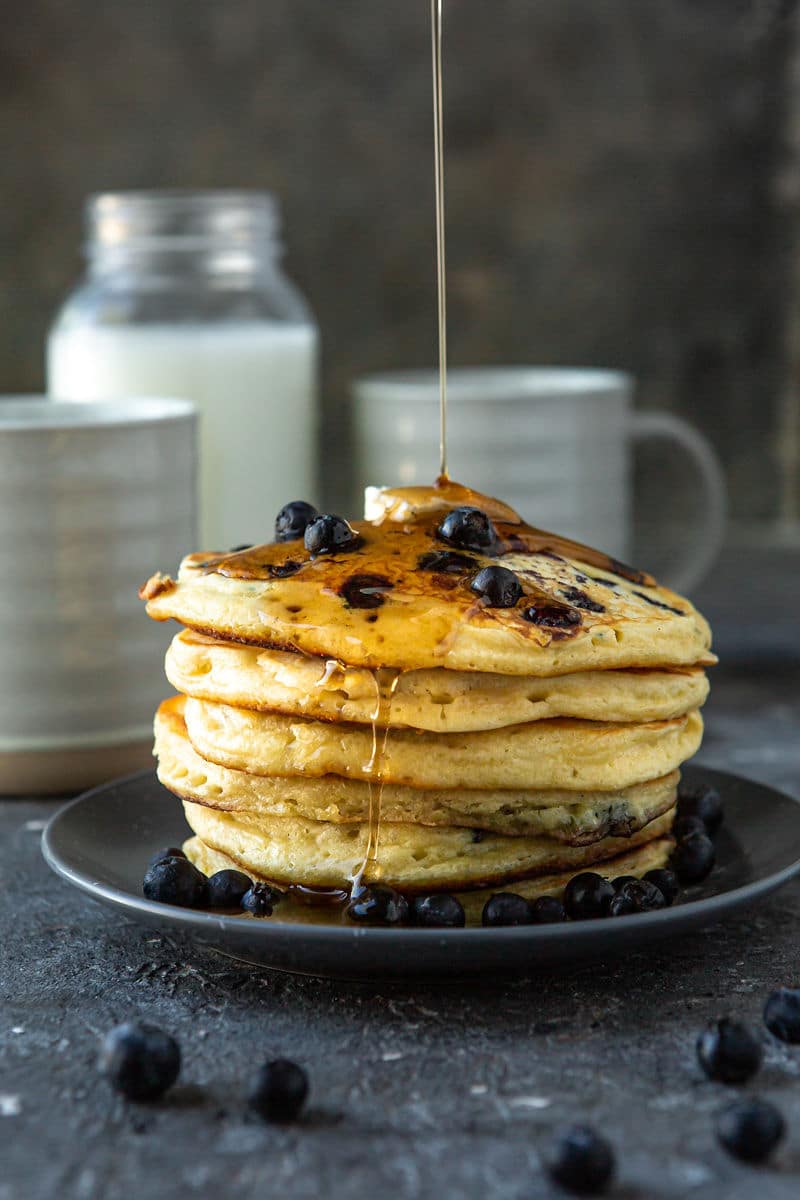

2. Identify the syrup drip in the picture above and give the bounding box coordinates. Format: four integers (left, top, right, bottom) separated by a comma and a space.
351, 668, 402, 893
431, 0, 448, 480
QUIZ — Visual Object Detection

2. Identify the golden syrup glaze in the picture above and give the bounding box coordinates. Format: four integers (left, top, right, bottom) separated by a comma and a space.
142, 478, 712, 676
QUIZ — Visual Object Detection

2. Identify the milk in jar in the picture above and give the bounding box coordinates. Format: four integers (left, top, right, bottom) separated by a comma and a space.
47, 191, 319, 550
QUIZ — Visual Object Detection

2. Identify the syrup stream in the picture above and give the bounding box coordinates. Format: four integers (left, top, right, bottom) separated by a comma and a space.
351, 668, 402, 892
431, 0, 448, 480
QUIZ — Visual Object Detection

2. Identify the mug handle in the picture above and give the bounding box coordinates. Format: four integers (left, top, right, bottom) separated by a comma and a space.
630, 411, 727, 594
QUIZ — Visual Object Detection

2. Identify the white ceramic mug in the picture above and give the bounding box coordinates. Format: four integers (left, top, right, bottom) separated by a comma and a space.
0, 397, 196, 794
352, 367, 726, 592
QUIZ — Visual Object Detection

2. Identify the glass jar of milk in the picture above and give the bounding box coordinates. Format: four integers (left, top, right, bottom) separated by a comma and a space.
47, 190, 319, 549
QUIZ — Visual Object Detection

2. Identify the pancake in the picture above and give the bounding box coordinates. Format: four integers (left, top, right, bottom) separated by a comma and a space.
166, 629, 710, 730
181, 800, 676, 891
182, 695, 704, 792
184, 833, 674, 919
156, 697, 678, 840
142, 480, 713, 676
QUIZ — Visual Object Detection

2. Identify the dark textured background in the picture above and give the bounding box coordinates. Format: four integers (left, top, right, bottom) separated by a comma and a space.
1, 0, 798, 519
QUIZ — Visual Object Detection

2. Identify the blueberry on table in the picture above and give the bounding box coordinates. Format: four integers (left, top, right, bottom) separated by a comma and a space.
670, 831, 715, 883
608, 879, 666, 917
676, 781, 724, 832
347, 884, 410, 925
249, 1059, 309, 1123
241, 882, 279, 916
544, 1124, 615, 1194
563, 873, 615, 920
412, 894, 466, 928
436, 506, 496, 553
530, 895, 567, 923
642, 868, 680, 905
697, 1018, 763, 1083
470, 565, 522, 607
304, 514, 359, 555
481, 892, 534, 927
206, 869, 253, 909
99, 1023, 181, 1102
142, 856, 207, 907
763, 987, 800, 1043
147, 845, 186, 868
716, 1098, 785, 1163
275, 501, 319, 543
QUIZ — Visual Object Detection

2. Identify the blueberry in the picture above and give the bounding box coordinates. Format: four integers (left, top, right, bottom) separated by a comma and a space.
275, 501, 319, 543
697, 1018, 763, 1083
673, 815, 707, 841
241, 882, 279, 916
412, 894, 466, 928
544, 1124, 615, 1194
563, 873, 615, 920
436, 506, 496, 553
531, 895, 567, 923
347, 884, 410, 925
417, 550, 477, 573
99, 1022, 180, 1102
608, 879, 667, 917
716, 1098, 785, 1163
521, 604, 582, 630
676, 781, 723, 832
643, 868, 680, 905
147, 845, 187, 868
764, 987, 800, 1043
611, 875, 638, 893
248, 1059, 309, 1123
481, 892, 534, 926
304, 514, 359, 555
338, 573, 392, 609
142, 856, 207, 907
206, 869, 253, 909
470, 565, 522, 608
671, 831, 715, 883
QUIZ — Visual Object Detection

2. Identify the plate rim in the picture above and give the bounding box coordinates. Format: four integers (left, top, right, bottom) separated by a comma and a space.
41, 765, 800, 948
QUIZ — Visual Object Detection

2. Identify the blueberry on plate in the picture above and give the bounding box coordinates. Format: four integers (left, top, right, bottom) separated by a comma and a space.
206, 869, 253, 909
347, 884, 410, 925
304, 513, 359, 555
642, 868, 680, 906
716, 1098, 785, 1163
697, 1018, 763, 1083
412, 894, 466, 928
544, 1124, 615, 1194
676, 781, 724, 832
671, 831, 715, 883
469, 565, 522, 608
763, 987, 800, 1043
436, 506, 496, 553
530, 895, 567, 923
249, 1059, 309, 1123
275, 501, 319, 543
563, 873, 615, 920
147, 845, 187, 868
481, 892, 534, 927
672, 815, 707, 841
611, 875, 638, 893
241, 882, 279, 917
99, 1022, 180, 1102
142, 856, 207, 907
608, 879, 666, 918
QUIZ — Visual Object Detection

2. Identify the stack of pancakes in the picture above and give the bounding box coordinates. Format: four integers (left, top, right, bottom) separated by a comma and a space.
141, 481, 713, 918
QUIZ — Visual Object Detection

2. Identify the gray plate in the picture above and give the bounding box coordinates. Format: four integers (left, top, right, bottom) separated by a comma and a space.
42, 766, 800, 980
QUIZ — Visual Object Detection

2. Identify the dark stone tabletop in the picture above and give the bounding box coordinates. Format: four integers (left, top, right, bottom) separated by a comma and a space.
3, 614, 800, 1197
